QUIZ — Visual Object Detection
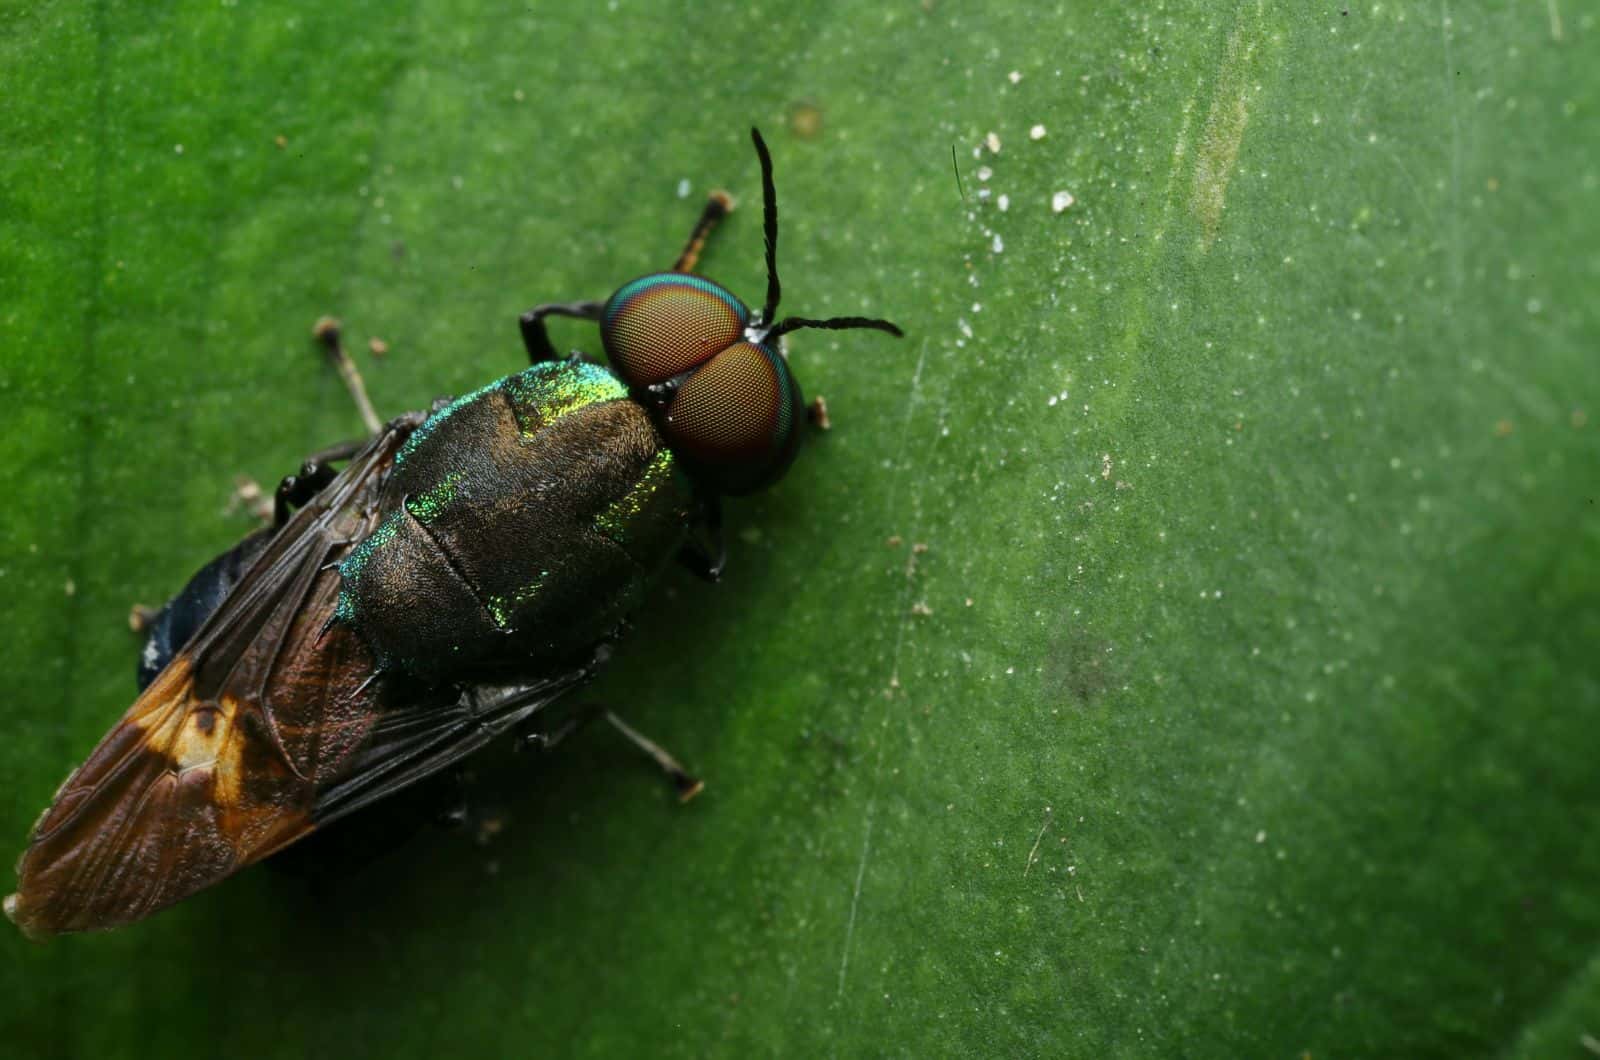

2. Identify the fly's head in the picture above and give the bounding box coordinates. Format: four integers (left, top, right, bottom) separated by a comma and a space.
599, 129, 902, 497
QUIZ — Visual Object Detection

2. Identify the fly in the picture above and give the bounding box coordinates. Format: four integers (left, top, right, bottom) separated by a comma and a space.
7, 129, 901, 938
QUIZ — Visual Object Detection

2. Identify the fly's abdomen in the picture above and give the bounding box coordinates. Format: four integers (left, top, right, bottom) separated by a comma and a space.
336, 359, 691, 678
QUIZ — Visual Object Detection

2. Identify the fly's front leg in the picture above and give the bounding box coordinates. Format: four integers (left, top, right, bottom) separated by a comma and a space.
519, 301, 604, 364
676, 494, 725, 582
671, 190, 734, 273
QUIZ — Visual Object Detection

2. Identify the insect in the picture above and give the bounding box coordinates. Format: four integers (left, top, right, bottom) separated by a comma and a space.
7, 128, 901, 938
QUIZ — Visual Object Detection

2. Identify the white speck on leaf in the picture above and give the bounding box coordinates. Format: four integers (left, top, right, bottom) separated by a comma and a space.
1029, 124, 1047, 140
1052, 190, 1075, 212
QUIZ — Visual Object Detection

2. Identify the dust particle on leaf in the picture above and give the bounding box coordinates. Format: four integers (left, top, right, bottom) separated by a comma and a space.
789, 101, 823, 140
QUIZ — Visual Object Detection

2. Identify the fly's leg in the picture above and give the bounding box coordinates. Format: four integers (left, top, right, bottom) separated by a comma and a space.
132, 318, 383, 681
272, 440, 365, 526
204, 317, 380, 532
604, 711, 704, 801
271, 315, 389, 526
671, 190, 734, 273
676, 494, 726, 582
132, 428, 361, 682
516, 190, 734, 364
312, 316, 383, 436
516, 704, 703, 802
519, 302, 604, 364
269, 766, 473, 885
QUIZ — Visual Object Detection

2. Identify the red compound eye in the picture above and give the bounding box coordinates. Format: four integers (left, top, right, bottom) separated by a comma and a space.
663, 342, 803, 495
600, 273, 749, 387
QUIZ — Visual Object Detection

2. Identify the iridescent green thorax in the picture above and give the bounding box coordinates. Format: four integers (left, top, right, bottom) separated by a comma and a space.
334, 359, 692, 677
394, 359, 632, 467
594, 449, 674, 547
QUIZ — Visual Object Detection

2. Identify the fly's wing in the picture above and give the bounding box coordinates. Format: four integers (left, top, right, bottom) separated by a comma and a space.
312, 675, 594, 827
6, 416, 427, 938
9, 413, 604, 939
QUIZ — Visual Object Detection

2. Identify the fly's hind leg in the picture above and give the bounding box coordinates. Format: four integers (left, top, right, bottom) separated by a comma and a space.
130, 318, 383, 668
272, 438, 365, 526
271, 316, 393, 524
312, 316, 383, 436
516, 703, 703, 802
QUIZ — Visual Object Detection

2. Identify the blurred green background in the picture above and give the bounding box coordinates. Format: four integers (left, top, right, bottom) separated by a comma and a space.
3, 1, 1597, 1056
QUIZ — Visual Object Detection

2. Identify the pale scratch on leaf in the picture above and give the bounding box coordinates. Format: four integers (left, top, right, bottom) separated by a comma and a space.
836, 340, 928, 1001
1023, 807, 1053, 877
1441, 0, 1464, 294
1547, 0, 1564, 42
837, 816, 873, 999
1164, 103, 1194, 219
1191, 17, 1263, 249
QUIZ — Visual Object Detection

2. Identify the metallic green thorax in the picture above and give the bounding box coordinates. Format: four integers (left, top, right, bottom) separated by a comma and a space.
336, 359, 691, 677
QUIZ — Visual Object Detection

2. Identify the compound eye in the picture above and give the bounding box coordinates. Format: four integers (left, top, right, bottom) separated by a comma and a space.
663, 342, 803, 495
601, 273, 749, 387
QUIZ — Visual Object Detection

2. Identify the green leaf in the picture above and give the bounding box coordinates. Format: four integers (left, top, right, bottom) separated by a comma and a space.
3, 1, 1597, 1056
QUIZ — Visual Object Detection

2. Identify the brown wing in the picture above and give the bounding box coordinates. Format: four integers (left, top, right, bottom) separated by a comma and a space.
6, 417, 427, 938
8, 410, 606, 939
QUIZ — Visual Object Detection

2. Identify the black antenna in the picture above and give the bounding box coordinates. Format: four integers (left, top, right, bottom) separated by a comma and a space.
750, 126, 903, 344
752, 127, 782, 328
769, 315, 904, 340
